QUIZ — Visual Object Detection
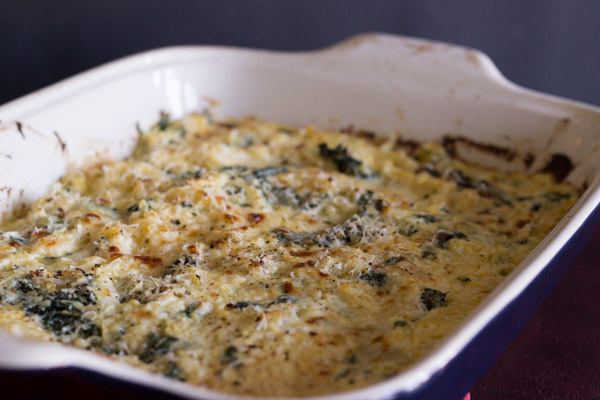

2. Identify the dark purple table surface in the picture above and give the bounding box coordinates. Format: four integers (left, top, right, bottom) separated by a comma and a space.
1, 226, 599, 399
470, 224, 600, 400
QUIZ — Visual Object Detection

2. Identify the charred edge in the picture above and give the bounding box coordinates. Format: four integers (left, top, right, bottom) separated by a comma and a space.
16, 121, 24, 139
541, 154, 573, 183
133, 255, 162, 266
340, 125, 377, 140
394, 137, 420, 155
523, 152, 535, 169
53, 131, 67, 152
582, 179, 589, 192
247, 213, 265, 224
553, 117, 571, 134
421, 288, 448, 310
442, 135, 517, 162
135, 122, 143, 136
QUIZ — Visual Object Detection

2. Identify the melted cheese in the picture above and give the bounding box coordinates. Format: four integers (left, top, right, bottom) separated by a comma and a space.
0, 113, 578, 396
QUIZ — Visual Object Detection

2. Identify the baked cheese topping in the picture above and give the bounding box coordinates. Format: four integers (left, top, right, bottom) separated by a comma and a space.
0, 113, 578, 396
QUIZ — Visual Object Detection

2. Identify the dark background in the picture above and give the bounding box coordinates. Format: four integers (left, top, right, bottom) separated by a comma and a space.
2, 0, 600, 107
1, 1, 600, 399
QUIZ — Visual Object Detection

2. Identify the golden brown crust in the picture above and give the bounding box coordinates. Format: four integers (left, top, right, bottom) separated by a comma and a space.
0, 113, 578, 396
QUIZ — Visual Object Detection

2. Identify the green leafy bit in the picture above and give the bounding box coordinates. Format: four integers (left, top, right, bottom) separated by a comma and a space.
202, 109, 213, 124
226, 301, 258, 310
334, 369, 352, 381
220, 345, 238, 365
258, 183, 321, 210
421, 248, 437, 259
14, 278, 36, 293
126, 198, 154, 214
273, 212, 382, 248
516, 196, 533, 202
172, 254, 198, 268
221, 166, 321, 210
272, 229, 315, 247
163, 254, 199, 277
398, 223, 418, 237
7, 235, 29, 245
224, 185, 242, 196
277, 126, 294, 135
420, 288, 448, 310
262, 184, 301, 207
544, 191, 572, 202
431, 229, 467, 249
164, 361, 185, 381
318, 143, 367, 177
446, 169, 512, 206
253, 166, 288, 179
138, 333, 179, 363
166, 169, 205, 181
184, 303, 200, 317
393, 320, 408, 328
384, 256, 405, 266
476, 180, 513, 206
446, 169, 475, 189
359, 270, 386, 287
265, 295, 295, 307
234, 136, 254, 148
357, 190, 388, 213
413, 213, 437, 223
226, 295, 295, 311
27, 297, 100, 338
13, 274, 100, 338
157, 112, 170, 130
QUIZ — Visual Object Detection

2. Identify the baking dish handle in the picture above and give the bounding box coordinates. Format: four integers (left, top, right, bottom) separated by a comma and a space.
322, 32, 513, 89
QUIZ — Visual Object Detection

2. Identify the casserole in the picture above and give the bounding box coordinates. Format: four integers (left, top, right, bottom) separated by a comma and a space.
0, 33, 599, 399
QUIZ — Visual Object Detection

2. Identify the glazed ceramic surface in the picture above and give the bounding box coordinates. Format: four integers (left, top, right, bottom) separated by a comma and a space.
0, 33, 599, 400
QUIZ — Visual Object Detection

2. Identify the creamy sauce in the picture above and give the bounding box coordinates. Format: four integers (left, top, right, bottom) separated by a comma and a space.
0, 113, 578, 396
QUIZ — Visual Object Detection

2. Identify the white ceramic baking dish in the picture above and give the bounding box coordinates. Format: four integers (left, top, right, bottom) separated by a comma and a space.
0, 33, 599, 400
